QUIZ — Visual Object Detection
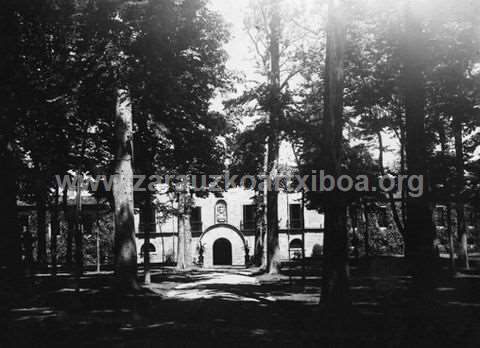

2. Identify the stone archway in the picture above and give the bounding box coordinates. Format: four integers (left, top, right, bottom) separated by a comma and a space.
199, 224, 245, 267
213, 238, 232, 265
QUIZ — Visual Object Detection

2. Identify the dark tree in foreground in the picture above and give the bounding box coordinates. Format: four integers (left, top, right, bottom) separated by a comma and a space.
320, 0, 350, 309
402, 4, 436, 297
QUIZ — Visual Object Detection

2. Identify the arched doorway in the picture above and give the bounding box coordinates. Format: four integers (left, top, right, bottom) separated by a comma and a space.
213, 238, 232, 265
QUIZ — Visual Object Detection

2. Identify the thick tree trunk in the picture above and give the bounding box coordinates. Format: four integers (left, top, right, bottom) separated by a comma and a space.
453, 116, 469, 269
402, 4, 436, 298
176, 192, 192, 270
322, 204, 350, 308
265, 0, 281, 275
113, 88, 138, 290
0, 136, 22, 275
320, 0, 350, 309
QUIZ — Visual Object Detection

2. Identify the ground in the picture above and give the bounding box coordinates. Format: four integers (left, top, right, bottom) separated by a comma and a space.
2, 256, 480, 347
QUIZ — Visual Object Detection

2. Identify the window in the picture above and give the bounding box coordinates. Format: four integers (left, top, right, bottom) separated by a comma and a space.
289, 204, 302, 229
139, 205, 156, 233
243, 205, 256, 230
190, 207, 202, 232
215, 200, 227, 223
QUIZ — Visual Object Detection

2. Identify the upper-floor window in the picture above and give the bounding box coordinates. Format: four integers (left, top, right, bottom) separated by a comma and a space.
215, 200, 227, 223
243, 204, 256, 230
289, 204, 302, 229
190, 207, 202, 232
139, 205, 156, 233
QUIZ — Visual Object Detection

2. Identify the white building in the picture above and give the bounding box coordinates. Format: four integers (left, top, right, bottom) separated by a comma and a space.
135, 187, 324, 267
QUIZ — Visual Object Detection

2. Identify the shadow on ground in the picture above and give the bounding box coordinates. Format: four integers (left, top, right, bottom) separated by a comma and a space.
2, 257, 480, 347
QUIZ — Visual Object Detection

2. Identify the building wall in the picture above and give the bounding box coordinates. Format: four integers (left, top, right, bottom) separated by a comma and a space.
136, 187, 325, 266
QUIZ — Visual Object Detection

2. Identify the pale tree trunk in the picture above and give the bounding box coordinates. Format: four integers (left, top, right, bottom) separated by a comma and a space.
184, 204, 192, 268
266, 0, 281, 275
62, 185, 74, 270
320, 0, 350, 309
253, 188, 265, 267
51, 183, 60, 277
142, 191, 154, 284
453, 115, 469, 269
74, 171, 83, 279
113, 88, 138, 291
403, 3, 436, 298
447, 203, 456, 274
438, 121, 456, 274
377, 131, 405, 237
176, 191, 193, 270
176, 209, 186, 270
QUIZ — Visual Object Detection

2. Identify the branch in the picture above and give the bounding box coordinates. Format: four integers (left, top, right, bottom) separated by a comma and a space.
280, 67, 304, 91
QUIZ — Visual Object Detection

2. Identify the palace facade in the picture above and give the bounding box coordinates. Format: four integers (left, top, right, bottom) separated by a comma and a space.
135, 187, 324, 267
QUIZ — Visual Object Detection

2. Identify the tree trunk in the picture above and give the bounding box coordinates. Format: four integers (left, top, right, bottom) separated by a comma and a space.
320, 0, 350, 309
51, 183, 60, 277
176, 192, 192, 270
0, 135, 22, 275
74, 172, 83, 279
254, 189, 265, 267
350, 205, 359, 261
265, 0, 281, 275
438, 118, 456, 274
402, 4, 436, 298
377, 131, 405, 237
66, 211, 74, 270
63, 185, 74, 270
176, 213, 185, 269
184, 204, 192, 268
447, 203, 456, 274
453, 116, 469, 269
142, 191, 154, 284
113, 87, 138, 291
36, 186, 48, 267
363, 202, 370, 257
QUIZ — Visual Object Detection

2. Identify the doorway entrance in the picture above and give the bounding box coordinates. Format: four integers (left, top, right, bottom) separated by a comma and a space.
213, 238, 232, 265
